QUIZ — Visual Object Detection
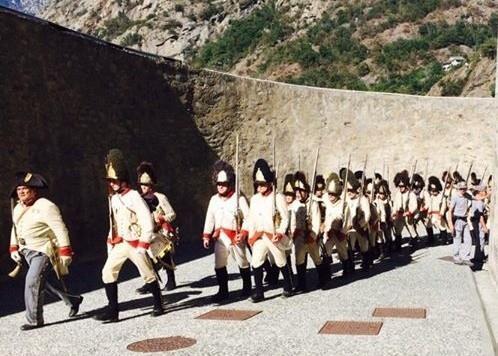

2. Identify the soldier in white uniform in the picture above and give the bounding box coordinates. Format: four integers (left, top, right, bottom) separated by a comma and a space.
391, 170, 417, 251
9, 172, 83, 330
322, 173, 352, 277
313, 175, 332, 279
247, 159, 293, 302
94, 149, 164, 323
374, 180, 392, 258
365, 178, 380, 262
343, 169, 371, 271
135, 162, 178, 294
289, 172, 326, 292
424, 176, 448, 246
407, 173, 424, 250
202, 160, 251, 302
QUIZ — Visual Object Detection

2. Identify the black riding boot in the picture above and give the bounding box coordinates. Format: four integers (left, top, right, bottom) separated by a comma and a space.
148, 281, 164, 316
251, 267, 264, 303
211, 267, 229, 303
394, 235, 402, 251
239, 267, 252, 298
293, 264, 307, 294
262, 260, 272, 285
341, 259, 351, 277
426, 227, 435, 246
94, 282, 119, 323
322, 255, 332, 281
164, 268, 177, 291
361, 251, 370, 271
268, 264, 279, 287
280, 265, 294, 298
317, 263, 329, 289
378, 243, 385, 260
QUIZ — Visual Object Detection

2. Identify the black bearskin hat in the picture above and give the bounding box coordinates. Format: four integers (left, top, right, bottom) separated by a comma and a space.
293, 171, 310, 192
105, 149, 130, 182
393, 170, 409, 187
411, 173, 425, 190
377, 179, 390, 195
283, 173, 295, 195
340, 168, 360, 191
428, 176, 442, 192
453, 170, 464, 183
315, 175, 325, 192
137, 161, 157, 186
253, 159, 274, 183
212, 160, 235, 188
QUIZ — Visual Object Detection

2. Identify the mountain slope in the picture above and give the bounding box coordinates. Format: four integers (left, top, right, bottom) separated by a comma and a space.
40, 0, 497, 96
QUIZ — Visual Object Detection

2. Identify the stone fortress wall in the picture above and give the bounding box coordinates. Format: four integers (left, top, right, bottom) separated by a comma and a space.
0, 6, 496, 283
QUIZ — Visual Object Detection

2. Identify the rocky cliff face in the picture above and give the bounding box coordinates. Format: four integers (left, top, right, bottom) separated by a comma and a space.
0, 0, 49, 14
40, 0, 497, 97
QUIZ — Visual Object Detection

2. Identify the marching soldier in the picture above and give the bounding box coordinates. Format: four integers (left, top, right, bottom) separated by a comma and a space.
322, 173, 352, 277
202, 160, 252, 302
407, 173, 425, 250
391, 170, 417, 251
448, 181, 473, 266
9, 172, 83, 330
374, 179, 392, 258
247, 159, 293, 302
424, 176, 448, 245
365, 178, 380, 262
313, 175, 332, 278
440, 170, 456, 245
135, 162, 178, 294
289, 172, 326, 292
343, 169, 371, 271
94, 149, 164, 323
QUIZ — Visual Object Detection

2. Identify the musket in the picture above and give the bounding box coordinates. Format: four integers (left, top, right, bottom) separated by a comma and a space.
341, 154, 351, 229
235, 133, 242, 234
409, 160, 418, 189
465, 161, 474, 185
448, 162, 459, 201
8, 198, 22, 278
359, 154, 368, 196
439, 165, 452, 212
307, 147, 320, 219
481, 166, 488, 183
425, 159, 429, 181
272, 135, 281, 230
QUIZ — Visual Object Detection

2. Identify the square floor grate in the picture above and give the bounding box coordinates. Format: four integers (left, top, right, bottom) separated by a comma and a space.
195, 309, 262, 321
372, 307, 426, 319
319, 321, 383, 335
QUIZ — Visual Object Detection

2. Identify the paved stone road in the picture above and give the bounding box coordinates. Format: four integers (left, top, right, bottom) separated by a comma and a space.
0, 243, 495, 356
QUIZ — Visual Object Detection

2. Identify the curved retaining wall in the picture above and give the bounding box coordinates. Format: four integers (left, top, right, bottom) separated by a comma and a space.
0, 6, 496, 282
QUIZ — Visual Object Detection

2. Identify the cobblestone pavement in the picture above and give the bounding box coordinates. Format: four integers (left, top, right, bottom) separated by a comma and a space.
0, 242, 495, 356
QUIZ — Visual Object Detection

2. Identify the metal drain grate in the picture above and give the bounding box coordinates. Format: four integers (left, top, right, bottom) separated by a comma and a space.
127, 337, 196, 352
373, 307, 426, 319
319, 321, 383, 335
196, 308, 262, 321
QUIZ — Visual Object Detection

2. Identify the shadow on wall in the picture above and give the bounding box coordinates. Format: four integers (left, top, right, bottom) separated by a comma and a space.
0, 8, 218, 275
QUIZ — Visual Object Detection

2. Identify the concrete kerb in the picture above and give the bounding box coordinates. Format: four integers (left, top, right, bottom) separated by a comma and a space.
473, 265, 498, 355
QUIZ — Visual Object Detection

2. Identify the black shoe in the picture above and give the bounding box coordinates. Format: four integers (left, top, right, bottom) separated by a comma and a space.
151, 307, 165, 317
251, 292, 264, 303
281, 289, 293, 298
68, 296, 84, 318
20, 323, 43, 331
136, 284, 150, 295
93, 307, 118, 323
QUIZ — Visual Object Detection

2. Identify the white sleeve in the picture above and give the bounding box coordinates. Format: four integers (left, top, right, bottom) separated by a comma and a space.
276, 194, 289, 235
239, 195, 250, 232
203, 196, 216, 237
134, 194, 154, 243
42, 202, 71, 247
156, 193, 176, 222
